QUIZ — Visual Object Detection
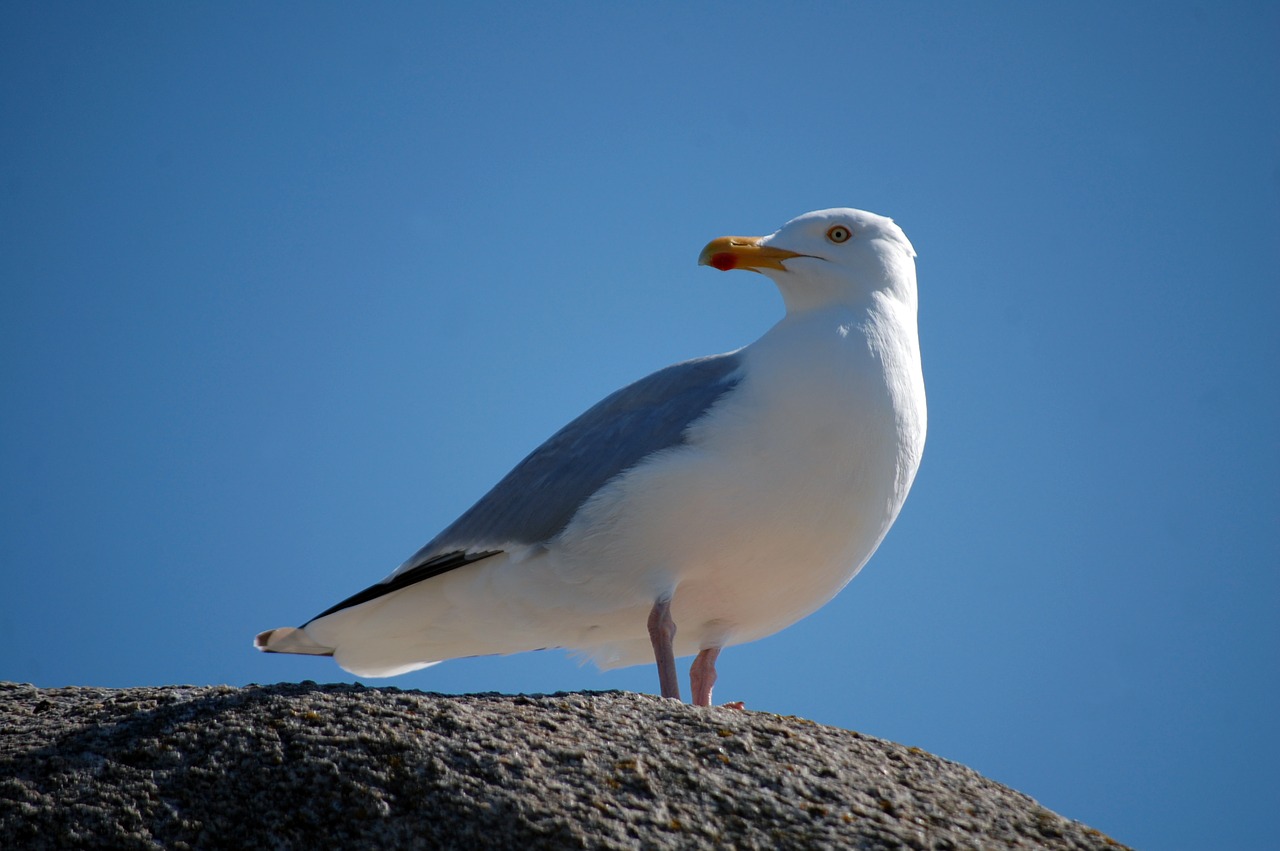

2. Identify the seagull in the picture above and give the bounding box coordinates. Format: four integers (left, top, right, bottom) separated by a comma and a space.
256, 208, 926, 707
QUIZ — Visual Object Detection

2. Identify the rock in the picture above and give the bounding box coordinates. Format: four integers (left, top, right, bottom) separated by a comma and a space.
0, 681, 1129, 850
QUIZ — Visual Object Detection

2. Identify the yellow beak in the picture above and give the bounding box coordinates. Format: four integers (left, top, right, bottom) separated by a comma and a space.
697, 236, 807, 273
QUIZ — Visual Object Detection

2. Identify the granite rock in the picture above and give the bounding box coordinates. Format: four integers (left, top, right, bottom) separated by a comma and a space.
0, 682, 1130, 850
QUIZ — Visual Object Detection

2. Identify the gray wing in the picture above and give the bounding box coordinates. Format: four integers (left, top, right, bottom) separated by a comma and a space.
304, 350, 744, 624
409, 349, 745, 561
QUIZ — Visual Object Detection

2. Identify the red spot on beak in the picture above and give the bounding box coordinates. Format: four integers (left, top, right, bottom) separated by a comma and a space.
709, 252, 738, 271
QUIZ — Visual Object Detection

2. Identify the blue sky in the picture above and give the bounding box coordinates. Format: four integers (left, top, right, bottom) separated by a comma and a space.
2, 3, 1277, 848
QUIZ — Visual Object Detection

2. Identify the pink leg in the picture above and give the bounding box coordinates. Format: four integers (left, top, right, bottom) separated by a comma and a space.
647, 598, 681, 701
690, 647, 720, 707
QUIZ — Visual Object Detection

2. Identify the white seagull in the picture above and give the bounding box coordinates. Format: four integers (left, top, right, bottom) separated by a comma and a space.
256, 208, 926, 707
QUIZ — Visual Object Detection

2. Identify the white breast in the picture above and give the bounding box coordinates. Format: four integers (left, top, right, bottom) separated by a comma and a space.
544, 300, 926, 666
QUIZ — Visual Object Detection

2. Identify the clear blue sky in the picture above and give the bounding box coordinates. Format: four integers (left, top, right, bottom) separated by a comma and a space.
3, 3, 1277, 849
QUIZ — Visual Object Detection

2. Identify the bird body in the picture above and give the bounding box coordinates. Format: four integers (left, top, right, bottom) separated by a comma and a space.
258, 208, 926, 704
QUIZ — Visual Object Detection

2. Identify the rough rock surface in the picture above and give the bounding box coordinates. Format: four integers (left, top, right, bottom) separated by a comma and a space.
0, 681, 1130, 850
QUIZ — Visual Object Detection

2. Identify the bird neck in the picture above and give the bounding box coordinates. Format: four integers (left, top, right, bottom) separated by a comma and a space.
775, 265, 917, 318
776, 279, 858, 315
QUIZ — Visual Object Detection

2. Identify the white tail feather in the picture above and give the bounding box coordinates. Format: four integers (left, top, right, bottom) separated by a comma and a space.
254, 626, 334, 657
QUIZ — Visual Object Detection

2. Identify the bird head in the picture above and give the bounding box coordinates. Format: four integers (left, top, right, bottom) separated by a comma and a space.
698, 208, 917, 313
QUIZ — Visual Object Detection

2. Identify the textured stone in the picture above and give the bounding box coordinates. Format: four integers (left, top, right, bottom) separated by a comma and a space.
0, 682, 1131, 850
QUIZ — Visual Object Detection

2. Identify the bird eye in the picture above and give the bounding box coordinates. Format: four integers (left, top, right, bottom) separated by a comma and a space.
826, 225, 852, 243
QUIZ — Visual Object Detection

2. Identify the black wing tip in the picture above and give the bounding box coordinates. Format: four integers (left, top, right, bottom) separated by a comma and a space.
306, 549, 504, 623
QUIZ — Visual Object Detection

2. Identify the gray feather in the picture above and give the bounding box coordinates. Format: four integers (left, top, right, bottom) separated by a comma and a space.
401, 350, 745, 569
